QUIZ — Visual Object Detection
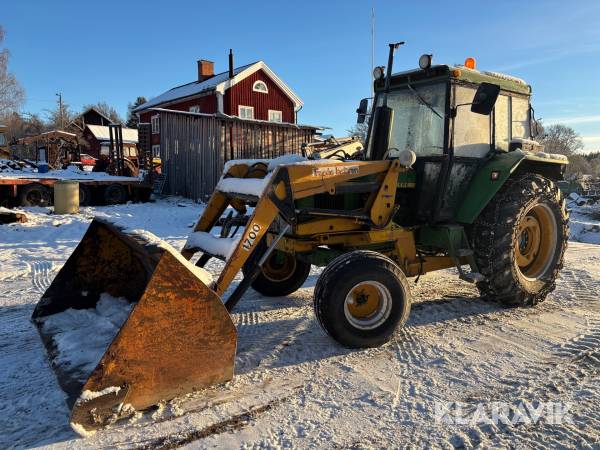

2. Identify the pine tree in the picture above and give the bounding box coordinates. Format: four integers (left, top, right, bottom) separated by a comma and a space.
126, 96, 147, 129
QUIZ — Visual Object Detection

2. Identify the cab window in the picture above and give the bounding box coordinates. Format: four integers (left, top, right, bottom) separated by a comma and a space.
494, 95, 510, 151
511, 96, 530, 139
373, 83, 446, 158
453, 85, 490, 158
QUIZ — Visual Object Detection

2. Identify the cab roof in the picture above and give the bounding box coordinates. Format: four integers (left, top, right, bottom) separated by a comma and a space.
376, 64, 531, 96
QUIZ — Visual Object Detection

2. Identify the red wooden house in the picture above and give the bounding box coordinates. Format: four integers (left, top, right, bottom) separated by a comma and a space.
134, 51, 303, 158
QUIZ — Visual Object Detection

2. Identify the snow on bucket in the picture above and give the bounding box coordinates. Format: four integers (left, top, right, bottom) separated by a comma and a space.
32, 218, 237, 434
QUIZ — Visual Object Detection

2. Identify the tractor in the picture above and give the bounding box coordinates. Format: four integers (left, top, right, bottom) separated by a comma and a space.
33, 43, 569, 432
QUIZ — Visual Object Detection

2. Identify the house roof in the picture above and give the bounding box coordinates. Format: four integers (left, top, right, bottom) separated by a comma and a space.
134, 61, 303, 112
17, 130, 79, 145
86, 125, 138, 143
71, 107, 113, 124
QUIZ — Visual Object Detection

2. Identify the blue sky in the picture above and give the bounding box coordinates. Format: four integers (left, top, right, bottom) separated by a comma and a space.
3, 0, 600, 150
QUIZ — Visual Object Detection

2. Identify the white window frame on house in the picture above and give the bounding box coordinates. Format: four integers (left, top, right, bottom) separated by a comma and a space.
151, 115, 160, 134
189, 105, 200, 113
268, 109, 283, 123
252, 80, 268, 94
238, 105, 254, 120
152, 145, 160, 158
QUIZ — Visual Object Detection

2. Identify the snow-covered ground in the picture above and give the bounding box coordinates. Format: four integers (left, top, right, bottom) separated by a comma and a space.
570, 196, 600, 245
1, 198, 600, 449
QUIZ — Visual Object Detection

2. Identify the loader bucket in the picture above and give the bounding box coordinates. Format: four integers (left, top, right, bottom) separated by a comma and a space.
31, 218, 237, 434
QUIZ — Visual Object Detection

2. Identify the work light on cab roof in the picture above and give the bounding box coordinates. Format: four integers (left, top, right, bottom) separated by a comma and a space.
418, 54, 433, 69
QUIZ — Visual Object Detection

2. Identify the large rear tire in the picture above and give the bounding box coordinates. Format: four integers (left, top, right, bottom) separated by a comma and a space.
472, 174, 568, 306
243, 246, 311, 297
314, 250, 411, 348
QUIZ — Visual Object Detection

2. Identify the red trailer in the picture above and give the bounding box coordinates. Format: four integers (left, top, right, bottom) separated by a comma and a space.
0, 171, 151, 207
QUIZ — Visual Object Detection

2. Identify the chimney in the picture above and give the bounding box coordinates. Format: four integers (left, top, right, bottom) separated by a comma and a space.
228, 49, 234, 79
197, 59, 214, 82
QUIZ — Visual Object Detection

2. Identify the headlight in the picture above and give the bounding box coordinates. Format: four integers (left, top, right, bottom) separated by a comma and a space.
419, 54, 433, 70
373, 66, 385, 80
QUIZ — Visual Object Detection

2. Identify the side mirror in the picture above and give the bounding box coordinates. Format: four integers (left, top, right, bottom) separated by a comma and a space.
356, 98, 369, 123
471, 82, 500, 115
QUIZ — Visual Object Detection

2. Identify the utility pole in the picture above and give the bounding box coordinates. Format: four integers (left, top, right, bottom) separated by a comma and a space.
56, 92, 63, 130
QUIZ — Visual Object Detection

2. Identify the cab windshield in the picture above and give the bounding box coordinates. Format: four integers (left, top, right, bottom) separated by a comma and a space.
368, 82, 446, 158
0, 133, 6, 146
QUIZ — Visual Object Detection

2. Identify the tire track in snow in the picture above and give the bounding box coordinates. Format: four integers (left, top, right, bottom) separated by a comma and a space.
29, 260, 55, 294
449, 268, 600, 448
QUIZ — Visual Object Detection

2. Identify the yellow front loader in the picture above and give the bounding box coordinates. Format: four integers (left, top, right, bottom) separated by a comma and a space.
34, 157, 438, 433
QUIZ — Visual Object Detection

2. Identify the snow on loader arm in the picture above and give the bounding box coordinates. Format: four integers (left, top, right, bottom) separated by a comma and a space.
31, 219, 236, 434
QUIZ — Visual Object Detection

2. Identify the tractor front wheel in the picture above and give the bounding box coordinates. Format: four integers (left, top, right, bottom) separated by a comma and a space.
314, 250, 411, 348
472, 174, 568, 306
244, 249, 311, 297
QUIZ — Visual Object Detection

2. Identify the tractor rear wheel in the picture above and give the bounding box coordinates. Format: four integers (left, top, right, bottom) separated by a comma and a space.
243, 248, 311, 297
314, 250, 411, 348
472, 174, 568, 306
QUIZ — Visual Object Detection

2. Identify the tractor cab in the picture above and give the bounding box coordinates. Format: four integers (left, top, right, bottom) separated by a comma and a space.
361, 49, 535, 224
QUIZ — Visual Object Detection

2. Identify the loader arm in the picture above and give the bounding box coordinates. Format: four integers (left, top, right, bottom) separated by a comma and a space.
183, 158, 403, 308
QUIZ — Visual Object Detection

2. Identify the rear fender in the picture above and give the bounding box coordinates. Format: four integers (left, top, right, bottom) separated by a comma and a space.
454, 151, 567, 224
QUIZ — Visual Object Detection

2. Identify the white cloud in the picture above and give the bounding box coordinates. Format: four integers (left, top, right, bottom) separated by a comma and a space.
582, 136, 600, 141
544, 115, 600, 126
581, 135, 600, 151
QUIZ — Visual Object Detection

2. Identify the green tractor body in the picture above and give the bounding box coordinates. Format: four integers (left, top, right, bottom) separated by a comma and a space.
360, 59, 568, 264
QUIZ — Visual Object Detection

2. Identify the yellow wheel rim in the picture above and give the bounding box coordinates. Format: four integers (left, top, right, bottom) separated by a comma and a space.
344, 281, 392, 330
262, 251, 296, 283
515, 203, 557, 280
347, 283, 382, 319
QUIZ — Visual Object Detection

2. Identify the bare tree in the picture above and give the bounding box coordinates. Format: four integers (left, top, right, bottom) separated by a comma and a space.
0, 25, 25, 117
589, 157, 600, 178
45, 101, 74, 130
566, 154, 592, 177
347, 122, 369, 144
537, 124, 583, 156
3, 112, 46, 142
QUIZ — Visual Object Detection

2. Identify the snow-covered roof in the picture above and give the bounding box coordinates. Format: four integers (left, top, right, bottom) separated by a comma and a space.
134, 61, 303, 112
86, 125, 138, 143
35, 130, 77, 138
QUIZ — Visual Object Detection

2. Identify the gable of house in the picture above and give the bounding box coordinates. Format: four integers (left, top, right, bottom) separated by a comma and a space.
68, 107, 113, 132
225, 68, 295, 123
134, 61, 302, 124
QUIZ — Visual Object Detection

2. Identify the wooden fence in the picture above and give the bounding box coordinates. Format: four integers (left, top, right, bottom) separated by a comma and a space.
159, 111, 317, 201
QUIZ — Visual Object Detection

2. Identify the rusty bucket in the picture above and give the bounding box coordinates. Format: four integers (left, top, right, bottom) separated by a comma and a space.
31, 219, 237, 434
